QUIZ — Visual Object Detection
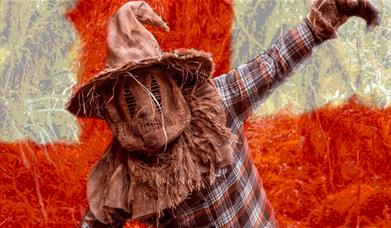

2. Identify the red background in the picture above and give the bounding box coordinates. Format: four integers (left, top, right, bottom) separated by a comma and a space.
0, 0, 390, 227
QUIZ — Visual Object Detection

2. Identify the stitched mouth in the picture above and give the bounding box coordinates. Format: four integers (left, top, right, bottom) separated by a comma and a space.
112, 113, 190, 152
121, 117, 172, 137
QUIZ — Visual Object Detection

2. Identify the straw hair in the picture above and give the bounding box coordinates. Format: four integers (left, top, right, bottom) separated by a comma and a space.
87, 80, 235, 223
66, 1, 214, 118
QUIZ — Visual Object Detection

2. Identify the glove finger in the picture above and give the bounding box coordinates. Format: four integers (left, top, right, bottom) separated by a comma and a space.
338, 0, 381, 29
358, 0, 381, 29
336, 0, 359, 11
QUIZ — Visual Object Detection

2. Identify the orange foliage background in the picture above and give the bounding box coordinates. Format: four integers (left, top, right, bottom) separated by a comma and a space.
245, 97, 391, 227
0, 0, 390, 227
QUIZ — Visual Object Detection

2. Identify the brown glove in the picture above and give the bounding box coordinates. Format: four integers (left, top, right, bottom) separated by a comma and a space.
307, 0, 381, 42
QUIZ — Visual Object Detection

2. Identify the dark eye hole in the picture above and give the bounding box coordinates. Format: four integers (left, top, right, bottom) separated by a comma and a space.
174, 77, 183, 87
173, 75, 192, 89
124, 80, 136, 118
151, 78, 161, 110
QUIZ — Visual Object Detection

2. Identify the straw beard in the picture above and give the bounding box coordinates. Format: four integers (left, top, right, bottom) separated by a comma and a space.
87, 80, 234, 224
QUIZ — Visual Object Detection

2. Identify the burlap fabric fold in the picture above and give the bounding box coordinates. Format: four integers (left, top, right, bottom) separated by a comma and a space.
87, 81, 234, 224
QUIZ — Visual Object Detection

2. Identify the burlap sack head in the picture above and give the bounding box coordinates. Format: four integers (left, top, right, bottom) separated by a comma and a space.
103, 66, 191, 154
66, 1, 213, 118
87, 80, 235, 223
65, 1, 235, 224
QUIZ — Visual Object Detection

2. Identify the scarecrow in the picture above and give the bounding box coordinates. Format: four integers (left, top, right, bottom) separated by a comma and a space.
66, 0, 380, 227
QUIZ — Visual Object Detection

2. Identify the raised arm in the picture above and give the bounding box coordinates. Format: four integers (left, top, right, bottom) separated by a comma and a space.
213, 20, 318, 123
213, 0, 380, 123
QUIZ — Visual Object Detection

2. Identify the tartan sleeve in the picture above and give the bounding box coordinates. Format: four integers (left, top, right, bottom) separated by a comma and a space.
213, 20, 319, 123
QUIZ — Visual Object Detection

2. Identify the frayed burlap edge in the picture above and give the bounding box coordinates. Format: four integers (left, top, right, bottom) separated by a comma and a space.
87, 81, 235, 224
66, 49, 214, 119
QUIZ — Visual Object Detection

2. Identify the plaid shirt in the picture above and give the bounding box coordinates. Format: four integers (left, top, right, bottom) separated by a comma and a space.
81, 20, 319, 228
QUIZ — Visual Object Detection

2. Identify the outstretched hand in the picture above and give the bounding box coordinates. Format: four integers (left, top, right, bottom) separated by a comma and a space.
307, 0, 381, 42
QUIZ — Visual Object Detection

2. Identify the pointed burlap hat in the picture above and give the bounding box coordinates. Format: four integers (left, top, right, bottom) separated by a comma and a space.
66, 1, 214, 118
